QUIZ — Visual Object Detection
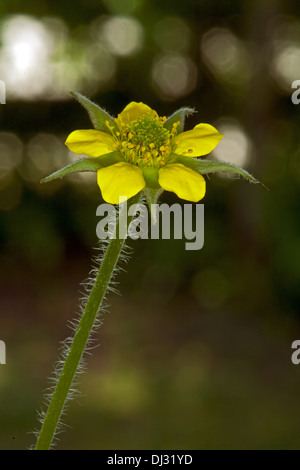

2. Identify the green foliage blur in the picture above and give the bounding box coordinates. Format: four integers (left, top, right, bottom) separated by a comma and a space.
1, 0, 300, 450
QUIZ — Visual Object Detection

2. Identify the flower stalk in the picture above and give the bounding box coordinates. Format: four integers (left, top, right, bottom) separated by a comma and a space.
35, 93, 261, 449
35, 193, 140, 450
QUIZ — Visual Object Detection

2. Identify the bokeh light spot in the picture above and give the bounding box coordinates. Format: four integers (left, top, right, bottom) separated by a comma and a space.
211, 119, 252, 168
101, 16, 144, 57
0, 15, 117, 100
269, 17, 300, 92
0, 132, 23, 190
271, 45, 300, 92
201, 28, 252, 84
152, 54, 197, 99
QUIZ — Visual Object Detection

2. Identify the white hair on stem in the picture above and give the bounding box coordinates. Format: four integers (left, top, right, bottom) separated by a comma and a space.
31, 195, 144, 449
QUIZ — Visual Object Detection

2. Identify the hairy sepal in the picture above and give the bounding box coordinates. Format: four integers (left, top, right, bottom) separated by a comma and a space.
70, 91, 116, 133
173, 155, 261, 184
164, 107, 196, 134
41, 152, 123, 183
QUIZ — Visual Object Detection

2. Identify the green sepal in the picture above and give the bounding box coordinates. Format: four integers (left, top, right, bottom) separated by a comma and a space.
164, 107, 195, 134
172, 154, 260, 184
70, 91, 116, 133
41, 152, 124, 183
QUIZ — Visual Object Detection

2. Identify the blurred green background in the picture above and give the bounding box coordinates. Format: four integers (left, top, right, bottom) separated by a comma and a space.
1, 0, 300, 450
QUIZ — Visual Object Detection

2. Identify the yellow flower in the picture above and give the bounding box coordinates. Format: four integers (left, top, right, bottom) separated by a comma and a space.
65, 101, 223, 204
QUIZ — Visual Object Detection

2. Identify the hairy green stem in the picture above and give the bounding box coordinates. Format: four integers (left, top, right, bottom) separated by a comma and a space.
35, 193, 140, 450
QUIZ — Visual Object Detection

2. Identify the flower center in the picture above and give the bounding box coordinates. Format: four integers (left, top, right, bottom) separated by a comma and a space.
114, 115, 178, 168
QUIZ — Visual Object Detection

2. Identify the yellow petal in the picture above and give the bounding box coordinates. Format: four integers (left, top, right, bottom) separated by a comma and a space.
158, 163, 206, 202
65, 129, 116, 157
116, 102, 158, 127
97, 162, 146, 204
174, 123, 223, 157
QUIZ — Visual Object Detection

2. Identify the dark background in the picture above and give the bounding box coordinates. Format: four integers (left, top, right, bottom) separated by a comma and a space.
0, 0, 300, 449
